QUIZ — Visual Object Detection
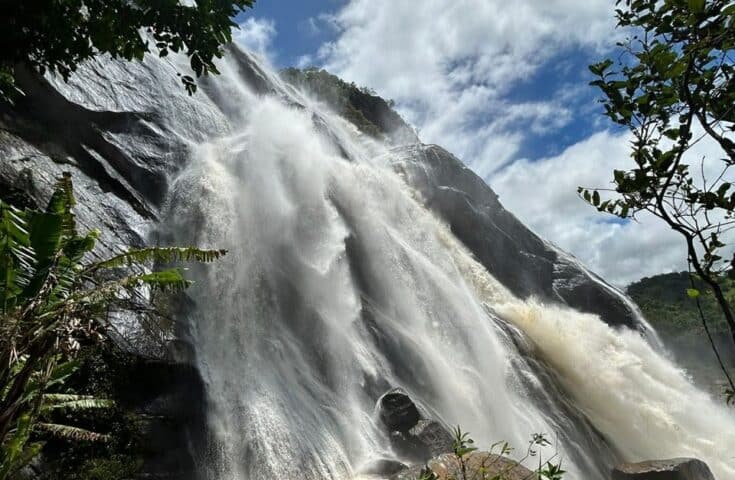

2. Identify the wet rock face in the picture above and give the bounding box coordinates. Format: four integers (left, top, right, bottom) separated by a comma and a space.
612, 458, 716, 480
358, 458, 409, 477
376, 389, 454, 463
378, 389, 422, 432
388, 144, 641, 330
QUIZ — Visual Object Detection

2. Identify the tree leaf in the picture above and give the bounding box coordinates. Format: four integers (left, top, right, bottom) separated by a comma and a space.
688, 0, 705, 13
686, 288, 700, 299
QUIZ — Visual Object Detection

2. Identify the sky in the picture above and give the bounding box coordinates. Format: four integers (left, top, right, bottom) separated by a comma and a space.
232, 0, 692, 287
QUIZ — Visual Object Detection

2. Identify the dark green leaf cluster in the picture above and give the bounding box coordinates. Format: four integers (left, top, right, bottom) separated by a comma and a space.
583, 0, 735, 367
583, 1, 735, 255
0, 0, 255, 100
0, 173, 225, 478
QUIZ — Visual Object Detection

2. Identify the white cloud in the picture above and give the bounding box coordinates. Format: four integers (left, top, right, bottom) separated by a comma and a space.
296, 54, 314, 69
492, 128, 735, 286
492, 131, 688, 286
318, 0, 619, 174
233, 17, 276, 57
299, 14, 340, 38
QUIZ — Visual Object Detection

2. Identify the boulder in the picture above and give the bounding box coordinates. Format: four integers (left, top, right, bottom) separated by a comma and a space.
407, 419, 454, 458
612, 458, 715, 480
359, 458, 409, 476
378, 388, 421, 432
389, 452, 537, 480
376, 389, 454, 462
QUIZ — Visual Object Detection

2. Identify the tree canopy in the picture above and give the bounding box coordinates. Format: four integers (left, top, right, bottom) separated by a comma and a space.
583, 0, 735, 395
1, 0, 255, 100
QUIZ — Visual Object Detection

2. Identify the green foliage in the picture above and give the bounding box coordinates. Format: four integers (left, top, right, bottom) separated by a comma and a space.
583, 0, 735, 382
628, 271, 735, 334
34, 344, 154, 480
0, 173, 225, 478
0, 0, 256, 100
452, 426, 478, 458
280, 67, 414, 140
628, 271, 735, 395
76, 456, 142, 480
421, 428, 563, 480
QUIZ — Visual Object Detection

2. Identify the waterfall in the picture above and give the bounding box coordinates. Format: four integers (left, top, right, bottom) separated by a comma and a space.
161, 51, 735, 480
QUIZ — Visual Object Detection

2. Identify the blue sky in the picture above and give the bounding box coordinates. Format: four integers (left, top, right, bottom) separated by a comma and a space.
233, 0, 691, 285
236, 1, 341, 68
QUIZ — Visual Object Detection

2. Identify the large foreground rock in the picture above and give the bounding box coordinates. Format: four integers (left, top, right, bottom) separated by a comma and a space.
612, 458, 715, 480
378, 389, 422, 432
390, 452, 537, 480
376, 389, 454, 462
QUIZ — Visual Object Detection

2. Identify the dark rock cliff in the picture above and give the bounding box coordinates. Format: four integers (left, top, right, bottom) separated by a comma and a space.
388, 143, 642, 329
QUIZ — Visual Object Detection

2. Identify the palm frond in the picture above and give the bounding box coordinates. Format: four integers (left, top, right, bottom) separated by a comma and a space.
137, 269, 193, 291
0, 203, 35, 311
45, 172, 76, 237
23, 360, 80, 402
35, 423, 110, 443
0, 414, 37, 478
68, 268, 194, 308
41, 394, 114, 411
89, 246, 227, 272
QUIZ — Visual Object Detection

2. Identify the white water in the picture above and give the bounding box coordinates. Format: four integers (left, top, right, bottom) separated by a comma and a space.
163, 53, 735, 480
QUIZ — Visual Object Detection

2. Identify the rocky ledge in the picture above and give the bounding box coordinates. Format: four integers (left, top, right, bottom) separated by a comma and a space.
612, 458, 715, 480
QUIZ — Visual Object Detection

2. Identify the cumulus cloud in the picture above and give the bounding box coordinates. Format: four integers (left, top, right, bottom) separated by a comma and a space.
233, 17, 276, 57
318, 0, 619, 174
493, 127, 734, 286
492, 131, 688, 286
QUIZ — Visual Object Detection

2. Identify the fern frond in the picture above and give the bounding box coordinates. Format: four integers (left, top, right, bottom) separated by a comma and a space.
89, 247, 227, 272
35, 423, 109, 443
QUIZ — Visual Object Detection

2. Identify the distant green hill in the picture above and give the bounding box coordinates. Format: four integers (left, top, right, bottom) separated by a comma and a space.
627, 271, 734, 335
627, 272, 735, 392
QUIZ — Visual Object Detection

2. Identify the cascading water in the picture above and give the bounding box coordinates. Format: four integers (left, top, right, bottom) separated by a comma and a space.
162, 51, 735, 479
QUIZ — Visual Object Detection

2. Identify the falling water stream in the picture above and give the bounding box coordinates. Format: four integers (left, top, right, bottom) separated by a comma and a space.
161, 52, 735, 480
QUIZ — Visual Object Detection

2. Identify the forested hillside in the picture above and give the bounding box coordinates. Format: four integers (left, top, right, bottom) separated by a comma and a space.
628, 272, 735, 335
627, 272, 735, 391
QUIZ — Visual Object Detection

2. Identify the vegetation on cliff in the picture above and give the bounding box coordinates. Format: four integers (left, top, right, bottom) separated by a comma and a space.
280, 67, 417, 142
628, 272, 735, 335
0, 174, 224, 478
